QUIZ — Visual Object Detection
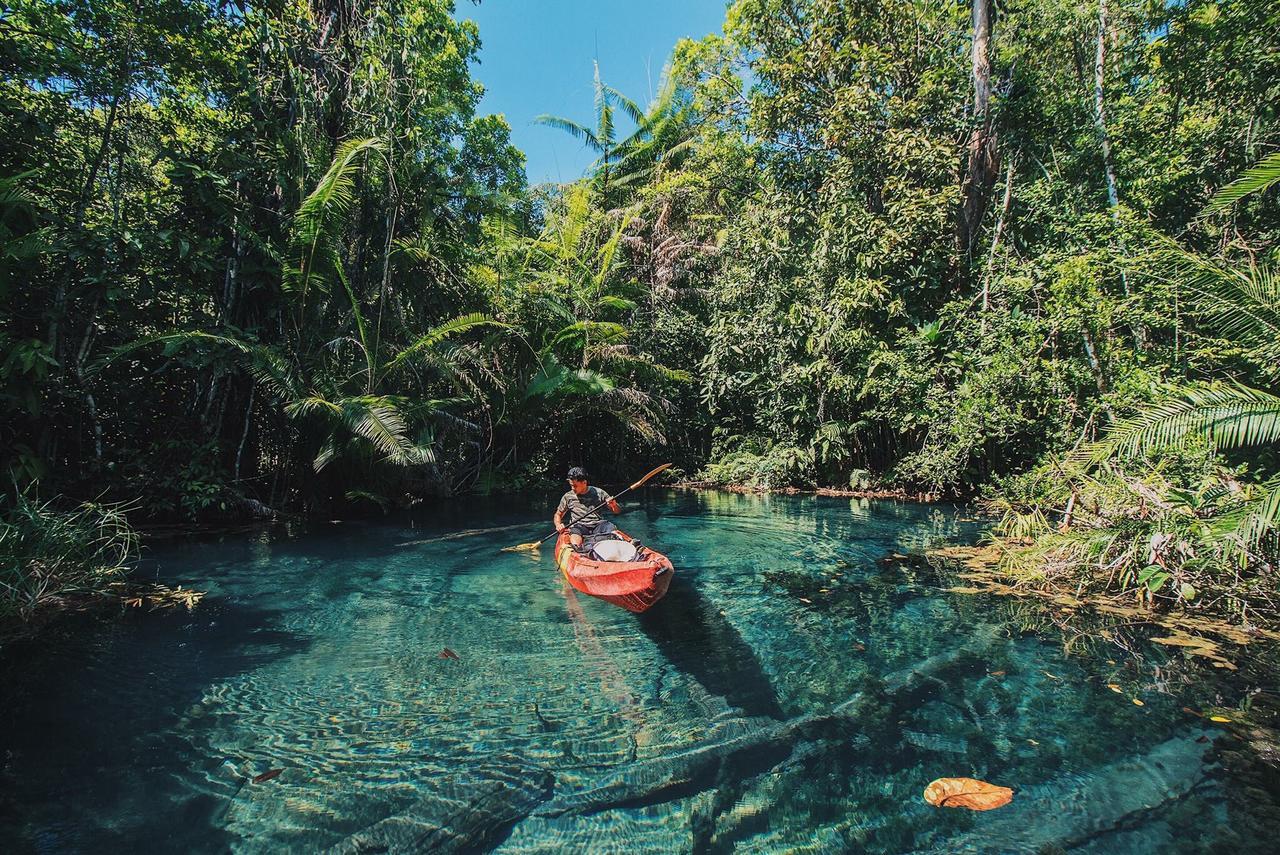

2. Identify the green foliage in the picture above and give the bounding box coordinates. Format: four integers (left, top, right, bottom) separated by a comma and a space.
697, 438, 816, 490
2, 0, 1278, 548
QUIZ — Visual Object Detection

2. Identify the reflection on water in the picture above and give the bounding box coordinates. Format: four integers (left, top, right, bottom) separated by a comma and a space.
0, 490, 1277, 853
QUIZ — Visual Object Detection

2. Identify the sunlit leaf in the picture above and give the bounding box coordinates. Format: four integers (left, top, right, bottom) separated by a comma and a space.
923, 777, 1014, 810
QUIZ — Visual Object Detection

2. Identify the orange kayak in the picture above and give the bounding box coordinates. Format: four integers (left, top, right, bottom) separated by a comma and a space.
555, 529, 674, 613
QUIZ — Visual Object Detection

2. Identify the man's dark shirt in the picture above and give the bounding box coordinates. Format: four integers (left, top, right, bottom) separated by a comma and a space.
557, 486, 612, 528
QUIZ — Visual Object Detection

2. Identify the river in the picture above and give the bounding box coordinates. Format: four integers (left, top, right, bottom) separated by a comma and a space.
1, 490, 1277, 852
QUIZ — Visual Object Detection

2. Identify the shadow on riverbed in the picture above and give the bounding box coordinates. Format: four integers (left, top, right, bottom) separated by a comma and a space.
636, 573, 785, 719
0, 598, 312, 853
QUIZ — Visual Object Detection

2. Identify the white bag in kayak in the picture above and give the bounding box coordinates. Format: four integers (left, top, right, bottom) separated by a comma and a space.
590, 538, 638, 562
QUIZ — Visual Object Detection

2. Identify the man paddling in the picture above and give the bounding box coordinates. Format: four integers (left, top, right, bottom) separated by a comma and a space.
554, 466, 621, 551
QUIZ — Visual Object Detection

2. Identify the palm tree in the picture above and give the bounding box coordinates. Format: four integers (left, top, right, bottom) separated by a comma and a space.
497, 184, 689, 445
535, 60, 693, 202
1101, 152, 1280, 545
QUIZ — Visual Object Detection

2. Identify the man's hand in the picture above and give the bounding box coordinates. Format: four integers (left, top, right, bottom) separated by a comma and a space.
556, 524, 567, 534
608, 499, 621, 514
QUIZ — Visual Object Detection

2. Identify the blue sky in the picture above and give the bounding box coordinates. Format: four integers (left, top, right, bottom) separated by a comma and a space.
457, 0, 728, 185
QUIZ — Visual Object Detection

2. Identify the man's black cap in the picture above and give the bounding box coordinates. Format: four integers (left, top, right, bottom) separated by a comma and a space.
567, 466, 588, 481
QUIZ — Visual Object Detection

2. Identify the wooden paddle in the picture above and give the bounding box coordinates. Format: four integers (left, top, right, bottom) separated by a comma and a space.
502, 463, 672, 553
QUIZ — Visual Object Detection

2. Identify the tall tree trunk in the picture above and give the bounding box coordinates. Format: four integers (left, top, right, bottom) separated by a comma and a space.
1093, 0, 1142, 345
962, 0, 997, 255
1093, 0, 1121, 222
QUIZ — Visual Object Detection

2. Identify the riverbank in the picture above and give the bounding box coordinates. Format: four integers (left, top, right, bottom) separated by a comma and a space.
926, 543, 1280, 663
672, 480, 943, 502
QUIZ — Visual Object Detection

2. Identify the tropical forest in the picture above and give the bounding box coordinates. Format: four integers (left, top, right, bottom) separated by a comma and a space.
2, 0, 1280, 851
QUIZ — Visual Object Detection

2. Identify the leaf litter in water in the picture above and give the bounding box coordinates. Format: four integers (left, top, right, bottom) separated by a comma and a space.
439, 648, 460, 660
252, 769, 283, 784
923, 777, 1014, 811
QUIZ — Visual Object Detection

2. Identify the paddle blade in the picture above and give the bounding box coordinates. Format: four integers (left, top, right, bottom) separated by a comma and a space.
501, 541, 543, 553
628, 462, 673, 491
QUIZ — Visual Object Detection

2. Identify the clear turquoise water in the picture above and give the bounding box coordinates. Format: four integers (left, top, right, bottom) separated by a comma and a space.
2, 490, 1277, 853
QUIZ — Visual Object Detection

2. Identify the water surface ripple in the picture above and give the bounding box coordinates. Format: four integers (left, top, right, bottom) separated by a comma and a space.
1, 490, 1276, 853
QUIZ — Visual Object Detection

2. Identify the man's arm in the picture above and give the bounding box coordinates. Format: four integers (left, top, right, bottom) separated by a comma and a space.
553, 495, 568, 532
603, 489, 620, 514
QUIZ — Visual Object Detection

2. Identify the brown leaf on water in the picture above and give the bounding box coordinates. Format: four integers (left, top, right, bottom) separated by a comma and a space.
798, 597, 812, 604
1196, 735, 1210, 743
1132, 698, 1145, 707
923, 777, 1014, 811
988, 670, 1006, 677
252, 768, 283, 784
1182, 706, 1203, 717
854, 643, 866, 652
1209, 715, 1233, 723
1107, 683, 1123, 694
440, 647, 460, 660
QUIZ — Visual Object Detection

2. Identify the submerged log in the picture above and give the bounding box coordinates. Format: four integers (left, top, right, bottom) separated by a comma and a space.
328, 760, 553, 854
536, 625, 1002, 818
328, 627, 1002, 850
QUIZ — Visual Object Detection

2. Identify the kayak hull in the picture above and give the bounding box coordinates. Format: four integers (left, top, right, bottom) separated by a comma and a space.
554, 529, 674, 613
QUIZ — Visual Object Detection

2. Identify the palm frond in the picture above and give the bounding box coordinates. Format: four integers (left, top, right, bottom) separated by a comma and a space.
348, 398, 412, 463
1212, 474, 1280, 547
382, 313, 503, 375
289, 137, 383, 296
605, 84, 646, 127
551, 321, 628, 350
1104, 382, 1280, 457
1203, 151, 1280, 215
1148, 237, 1280, 347
533, 115, 603, 152
96, 331, 299, 400
284, 395, 344, 420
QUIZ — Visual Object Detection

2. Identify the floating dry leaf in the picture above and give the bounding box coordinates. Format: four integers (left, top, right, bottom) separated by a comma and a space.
923, 777, 1014, 811
1042, 671, 1061, 680
988, 670, 1006, 677
252, 768, 283, 784
1107, 683, 1123, 693
798, 597, 812, 604
1209, 715, 1232, 723
439, 647, 460, 660
1132, 698, 1145, 707
1026, 739, 1039, 746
